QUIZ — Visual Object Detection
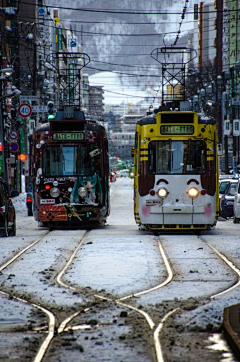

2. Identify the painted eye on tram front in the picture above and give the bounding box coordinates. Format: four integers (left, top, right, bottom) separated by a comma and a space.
157, 187, 168, 198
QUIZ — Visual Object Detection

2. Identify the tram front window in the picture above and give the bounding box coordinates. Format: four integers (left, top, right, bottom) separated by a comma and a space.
149, 140, 206, 175
43, 146, 95, 176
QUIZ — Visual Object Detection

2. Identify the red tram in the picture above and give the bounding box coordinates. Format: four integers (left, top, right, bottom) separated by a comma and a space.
31, 109, 110, 228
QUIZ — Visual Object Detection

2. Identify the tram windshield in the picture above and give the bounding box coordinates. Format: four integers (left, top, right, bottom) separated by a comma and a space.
42, 145, 95, 176
149, 140, 206, 175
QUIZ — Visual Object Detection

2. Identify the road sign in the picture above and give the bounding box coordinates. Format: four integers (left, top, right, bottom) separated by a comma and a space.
232, 97, 240, 106
68, 37, 77, 47
32, 105, 48, 113
19, 95, 37, 102
9, 130, 19, 140
9, 142, 19, 152
18, 103, 32, 118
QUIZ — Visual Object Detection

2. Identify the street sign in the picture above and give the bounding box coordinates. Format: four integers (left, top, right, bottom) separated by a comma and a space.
8, 130, 19, 140
9, 142, 19, 152
68, 37, 77, 48
232, 97, 240, 105
18, 103, 32, 118
19, 95, 37, 102
32, 105, 48, 113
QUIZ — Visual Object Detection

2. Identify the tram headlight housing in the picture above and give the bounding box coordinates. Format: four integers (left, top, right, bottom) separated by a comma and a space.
78, 187, 87, 198
187, 187, 199, 198
157, 187, 168, 198
50, 187, 60, 198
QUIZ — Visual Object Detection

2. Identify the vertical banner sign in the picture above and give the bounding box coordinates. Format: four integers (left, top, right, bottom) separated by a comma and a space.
194, 4, 198, 20
58, 26, 63, 50
38, 8, 49, 45
229, 0, 237, 66
6, 158, 11, 184
222, 5, 229, 69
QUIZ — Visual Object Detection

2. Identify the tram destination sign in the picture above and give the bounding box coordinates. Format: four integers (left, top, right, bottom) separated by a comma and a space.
160, 125, 194, 135
52, 132, 84, 141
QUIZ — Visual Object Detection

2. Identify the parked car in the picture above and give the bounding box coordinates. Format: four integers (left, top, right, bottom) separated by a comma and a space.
220, 179, 238, 218
233, 179, 240, 223
119, 169, 129, 177
0, 178, 19, 237
26, 184, 33, 216
219, 178, 233, 195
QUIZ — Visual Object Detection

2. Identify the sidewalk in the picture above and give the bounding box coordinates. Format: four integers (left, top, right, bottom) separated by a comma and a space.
223, 304, 240, 360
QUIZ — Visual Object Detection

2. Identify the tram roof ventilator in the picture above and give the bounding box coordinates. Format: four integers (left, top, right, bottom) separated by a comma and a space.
54, 106, 85, 121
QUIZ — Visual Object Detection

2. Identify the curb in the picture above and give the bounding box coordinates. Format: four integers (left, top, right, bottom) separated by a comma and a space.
223, 304, 240, 361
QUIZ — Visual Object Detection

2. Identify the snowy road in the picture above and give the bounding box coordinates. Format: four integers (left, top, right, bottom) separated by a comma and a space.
0, 177, 239, 361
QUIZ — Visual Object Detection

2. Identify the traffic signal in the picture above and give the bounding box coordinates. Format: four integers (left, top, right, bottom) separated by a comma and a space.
47, 101, 55, 120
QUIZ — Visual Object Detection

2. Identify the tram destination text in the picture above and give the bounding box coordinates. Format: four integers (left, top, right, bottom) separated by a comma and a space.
52, 132, 85, 141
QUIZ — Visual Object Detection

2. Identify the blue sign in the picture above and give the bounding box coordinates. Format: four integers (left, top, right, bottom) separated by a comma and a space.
9, 130, 19, 140
38, 8, 45, 15
10, 143, 19, 152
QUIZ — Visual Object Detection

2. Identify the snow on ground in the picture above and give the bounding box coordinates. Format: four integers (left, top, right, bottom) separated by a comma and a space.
10, 180, 240, 335
12, 192, 27, 213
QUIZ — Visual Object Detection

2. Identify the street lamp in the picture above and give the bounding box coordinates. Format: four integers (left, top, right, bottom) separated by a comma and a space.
0, 68, 14, 77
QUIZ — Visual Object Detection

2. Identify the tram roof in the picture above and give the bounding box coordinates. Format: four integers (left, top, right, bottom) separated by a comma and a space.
35, 120, 106, 133
137, 112, 216, 126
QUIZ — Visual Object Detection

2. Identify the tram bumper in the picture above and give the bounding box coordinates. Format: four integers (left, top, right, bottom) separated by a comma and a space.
140, 203, 215, 230
38, 204, 103, 226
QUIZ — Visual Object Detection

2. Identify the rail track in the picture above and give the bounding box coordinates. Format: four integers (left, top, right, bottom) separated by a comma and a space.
0, 230, 240, 362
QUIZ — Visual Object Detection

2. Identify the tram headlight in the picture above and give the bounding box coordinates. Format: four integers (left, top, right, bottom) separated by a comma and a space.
78, 187, 87, 198
157, 187, 168, 198
50, 187, 60, 198
187, 187, 199, 198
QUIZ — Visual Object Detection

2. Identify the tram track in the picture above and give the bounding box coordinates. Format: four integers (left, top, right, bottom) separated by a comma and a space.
44, 233, 240, 362
0, 229, 92, 362
1, 229, 240, 362
201, 237, 240, 299
156, 234, 240, 362
53, 235, 176, 362
0, 230, 56, 362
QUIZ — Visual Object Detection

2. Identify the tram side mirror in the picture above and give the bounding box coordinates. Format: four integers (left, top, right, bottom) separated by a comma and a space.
89, 148, 101, 158
37, 168, 42, 177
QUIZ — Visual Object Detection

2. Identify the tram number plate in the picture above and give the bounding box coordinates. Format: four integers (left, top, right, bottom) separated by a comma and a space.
40, 199, 55, 204
52, 132, 84, 141
146, 200, 163, 206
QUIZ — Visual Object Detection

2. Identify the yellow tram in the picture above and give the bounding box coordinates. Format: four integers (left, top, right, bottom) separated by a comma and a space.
133, 108, 219, 233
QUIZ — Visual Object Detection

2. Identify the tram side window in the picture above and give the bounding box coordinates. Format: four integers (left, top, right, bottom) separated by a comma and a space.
149, 140, 206, 175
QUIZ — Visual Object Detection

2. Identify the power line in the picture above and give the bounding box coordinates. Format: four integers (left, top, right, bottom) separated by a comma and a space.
19, 0, 234, 15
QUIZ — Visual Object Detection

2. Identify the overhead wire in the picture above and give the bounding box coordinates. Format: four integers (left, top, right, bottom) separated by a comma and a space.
14, 1, 228, 101
17, 1, 239, 15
